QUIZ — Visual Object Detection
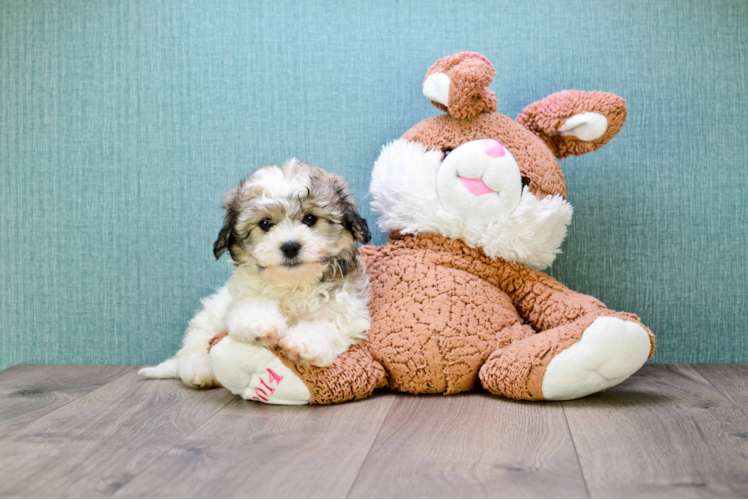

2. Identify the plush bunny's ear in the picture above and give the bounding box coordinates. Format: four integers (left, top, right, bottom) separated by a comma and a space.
423, 52, 497, 120
516, 90, 627, 159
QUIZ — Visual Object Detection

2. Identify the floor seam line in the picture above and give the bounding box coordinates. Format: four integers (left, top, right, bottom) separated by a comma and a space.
344, 394, 399, 499
107, 393, 240, 499
562, 402, 593, 499
692, 365, 748, 420
0, 366, 137, 440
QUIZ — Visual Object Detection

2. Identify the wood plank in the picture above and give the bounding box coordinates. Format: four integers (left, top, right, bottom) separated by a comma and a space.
348, 393, 588, 499
694, 363, 748, 417
0, 372, 236, 498
0, 364, 135, 437
563, 364, 748, 498
112, 393, 397, 499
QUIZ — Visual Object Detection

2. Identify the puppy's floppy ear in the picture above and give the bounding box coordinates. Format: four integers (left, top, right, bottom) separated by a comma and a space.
333, 182, 370, 244
213, 185, 240, 260
310, 166, 372, 245
343, 203, 371, 244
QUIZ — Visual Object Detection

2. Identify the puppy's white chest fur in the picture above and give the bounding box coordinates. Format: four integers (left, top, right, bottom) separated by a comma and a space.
223, 254, 371, 368
227, 265, 350, 325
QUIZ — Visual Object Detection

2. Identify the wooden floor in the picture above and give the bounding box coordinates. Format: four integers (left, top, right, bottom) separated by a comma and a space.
0, 365, 747, 498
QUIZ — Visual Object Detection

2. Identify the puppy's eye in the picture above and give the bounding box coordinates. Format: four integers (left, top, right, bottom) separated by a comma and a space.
258, 219, 273, 232
302, 214, 318, 227
442, 148, 453, 158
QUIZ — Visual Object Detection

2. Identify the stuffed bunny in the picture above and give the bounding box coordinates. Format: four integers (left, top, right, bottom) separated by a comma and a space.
209, 52, 654, 404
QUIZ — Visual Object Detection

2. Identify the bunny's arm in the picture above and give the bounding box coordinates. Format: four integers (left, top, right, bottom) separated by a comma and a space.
272, 341, 387, 404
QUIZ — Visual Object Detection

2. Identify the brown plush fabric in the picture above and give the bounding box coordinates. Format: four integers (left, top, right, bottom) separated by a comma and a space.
272, 342, 387, 405
516, 90, 628, 159
425, 52, 498, 120
402, 112, 567, 200
357, 232, 654, 398
374, 233, 609, 333
359, 234, 526, 394
208, 330, 229, 352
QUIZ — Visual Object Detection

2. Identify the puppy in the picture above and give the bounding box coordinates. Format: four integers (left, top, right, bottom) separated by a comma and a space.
140, 159, 372, 388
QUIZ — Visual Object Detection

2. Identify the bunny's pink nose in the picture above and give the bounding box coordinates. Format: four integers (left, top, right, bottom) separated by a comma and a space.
483, 139, 505, 158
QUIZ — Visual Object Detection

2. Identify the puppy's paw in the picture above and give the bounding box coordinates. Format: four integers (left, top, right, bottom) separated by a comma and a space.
227, 309, 288, 347
179, 358, 220, 389
252, 317, 288, 347
279, 336, 334, 367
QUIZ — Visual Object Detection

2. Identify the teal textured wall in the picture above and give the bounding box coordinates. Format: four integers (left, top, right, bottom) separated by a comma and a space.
1, 0, 746, 370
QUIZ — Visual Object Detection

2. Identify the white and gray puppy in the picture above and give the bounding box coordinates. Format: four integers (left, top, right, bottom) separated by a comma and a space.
140, 159, 372, 388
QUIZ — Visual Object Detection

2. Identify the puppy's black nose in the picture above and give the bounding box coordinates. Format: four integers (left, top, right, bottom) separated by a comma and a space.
280, 241, 301, 259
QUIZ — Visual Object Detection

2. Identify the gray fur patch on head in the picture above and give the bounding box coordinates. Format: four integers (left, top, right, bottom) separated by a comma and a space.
213, 159, 369, 285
